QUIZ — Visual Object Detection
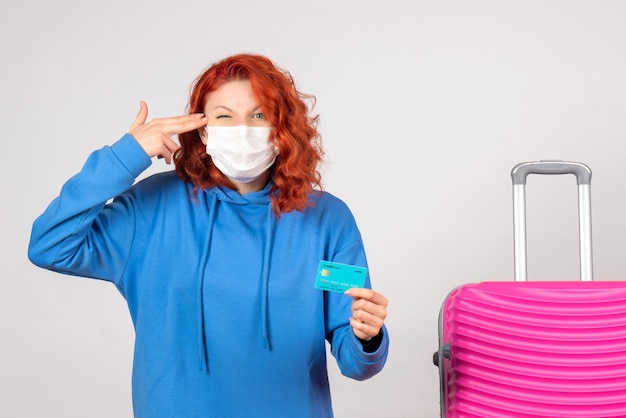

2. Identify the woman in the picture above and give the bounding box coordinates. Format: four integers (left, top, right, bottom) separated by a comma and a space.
28, 53, 389, 418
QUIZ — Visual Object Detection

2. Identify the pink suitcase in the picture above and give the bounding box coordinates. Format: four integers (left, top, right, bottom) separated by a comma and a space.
434, 161, 626, 417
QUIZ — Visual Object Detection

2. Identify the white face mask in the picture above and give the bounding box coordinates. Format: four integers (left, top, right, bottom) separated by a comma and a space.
205, 125, 278, 183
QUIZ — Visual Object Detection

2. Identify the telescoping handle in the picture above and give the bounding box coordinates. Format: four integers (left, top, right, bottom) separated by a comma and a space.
511, 160, 593, 282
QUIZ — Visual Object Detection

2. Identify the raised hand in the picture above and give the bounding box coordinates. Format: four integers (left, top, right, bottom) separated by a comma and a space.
129, 101, 207, 164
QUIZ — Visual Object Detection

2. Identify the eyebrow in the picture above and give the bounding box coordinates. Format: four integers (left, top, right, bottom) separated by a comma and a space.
210, 105, 262, 113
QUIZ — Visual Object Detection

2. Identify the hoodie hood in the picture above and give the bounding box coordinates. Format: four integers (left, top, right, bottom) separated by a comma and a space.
196, 182, 276, 371
210, 181, 274, 205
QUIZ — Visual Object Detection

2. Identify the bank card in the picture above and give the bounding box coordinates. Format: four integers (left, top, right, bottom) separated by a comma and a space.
314, 260, 368, 293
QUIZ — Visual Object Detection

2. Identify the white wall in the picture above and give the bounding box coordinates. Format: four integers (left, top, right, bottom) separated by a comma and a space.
2, 1, 626, 417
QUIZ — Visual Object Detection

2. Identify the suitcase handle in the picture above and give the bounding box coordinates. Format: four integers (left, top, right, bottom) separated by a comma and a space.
512, 160, 592, 185
511, 160, 593, 282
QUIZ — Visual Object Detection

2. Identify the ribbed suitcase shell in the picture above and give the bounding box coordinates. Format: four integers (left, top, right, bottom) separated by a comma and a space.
441, 281, 626, 417
436, 161, 626, 417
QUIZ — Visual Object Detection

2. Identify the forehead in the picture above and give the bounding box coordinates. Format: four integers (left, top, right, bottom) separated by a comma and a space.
204, 79, 258, 110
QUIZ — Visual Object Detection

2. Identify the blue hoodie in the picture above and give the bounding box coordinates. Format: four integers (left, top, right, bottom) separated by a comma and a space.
28, 134, 389, 418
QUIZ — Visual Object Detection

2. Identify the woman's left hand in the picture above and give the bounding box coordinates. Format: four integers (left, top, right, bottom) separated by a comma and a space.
344, 288, 388, 341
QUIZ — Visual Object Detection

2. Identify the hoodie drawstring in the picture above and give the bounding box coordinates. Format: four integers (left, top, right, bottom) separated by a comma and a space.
197, 195, 218, 372
260, 206, 276, 350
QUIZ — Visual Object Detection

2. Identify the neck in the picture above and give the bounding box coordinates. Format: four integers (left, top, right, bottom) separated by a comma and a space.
231, 172, 270, 194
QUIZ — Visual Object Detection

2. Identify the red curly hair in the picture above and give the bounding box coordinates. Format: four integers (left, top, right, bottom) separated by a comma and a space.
174, 53, 324, 214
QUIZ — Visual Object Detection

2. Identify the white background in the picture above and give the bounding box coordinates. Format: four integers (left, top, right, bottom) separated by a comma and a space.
2, 1, 626, 417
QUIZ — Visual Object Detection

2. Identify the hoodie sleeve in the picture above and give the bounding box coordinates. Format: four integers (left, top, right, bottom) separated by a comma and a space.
329, 317, 389, 381
27, 134, 152, 284
321, 202, 390, 381
325, 263, 390, 380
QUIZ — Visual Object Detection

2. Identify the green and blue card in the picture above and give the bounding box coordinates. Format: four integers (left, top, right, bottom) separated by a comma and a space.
314, 260, 367, 293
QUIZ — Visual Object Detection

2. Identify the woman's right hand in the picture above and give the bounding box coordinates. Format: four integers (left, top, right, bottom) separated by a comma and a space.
128, 101, 207, 164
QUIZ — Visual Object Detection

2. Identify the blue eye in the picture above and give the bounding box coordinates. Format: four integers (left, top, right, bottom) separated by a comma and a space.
252, 113, 264, 119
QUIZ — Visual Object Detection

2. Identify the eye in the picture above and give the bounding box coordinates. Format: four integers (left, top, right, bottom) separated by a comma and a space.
216, 114, 231, 119
252, 112, 265, 119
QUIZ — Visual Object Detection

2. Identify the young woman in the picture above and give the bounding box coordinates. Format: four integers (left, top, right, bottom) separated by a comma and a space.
28, 53, 389, 418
